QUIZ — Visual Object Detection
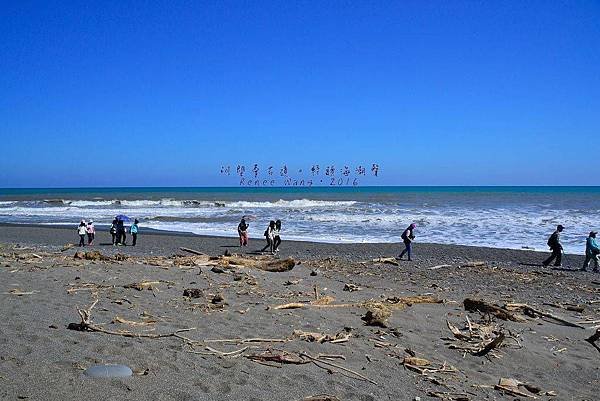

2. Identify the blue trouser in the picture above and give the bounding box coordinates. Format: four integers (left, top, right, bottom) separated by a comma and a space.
400, 242, 412, 260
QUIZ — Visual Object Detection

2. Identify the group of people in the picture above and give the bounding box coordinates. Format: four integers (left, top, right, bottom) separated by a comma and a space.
543, 225, 599, 271
77, 220, 96, 246
76, 217, 139, 247
396, 222, 600, 272
237, 217, 282, 254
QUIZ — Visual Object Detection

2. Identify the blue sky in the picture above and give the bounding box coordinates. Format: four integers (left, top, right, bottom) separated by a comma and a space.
1, 1, 599, 187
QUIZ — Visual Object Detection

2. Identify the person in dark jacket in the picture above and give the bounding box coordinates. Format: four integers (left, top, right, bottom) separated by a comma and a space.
398, 223, 416, 261
116, 218, 125, 245
237, 218, 249, 247
261, 220, 276, 254
543, 225, 564, 267
110, 218, 118, 245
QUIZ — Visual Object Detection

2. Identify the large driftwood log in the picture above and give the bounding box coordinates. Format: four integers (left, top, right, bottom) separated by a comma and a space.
463, 298, 523, 322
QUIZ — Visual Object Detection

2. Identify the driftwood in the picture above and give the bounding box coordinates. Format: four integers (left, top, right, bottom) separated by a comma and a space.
69, 299, 195, 339
362, 304, 391, 327
506, 303, 586, 329
292, 330, 351, 344
585, 329, 600, 353
179, 247, 206, 256
464, 298, 523, 322
473, 333, 505, 356
371, 257, 399, 266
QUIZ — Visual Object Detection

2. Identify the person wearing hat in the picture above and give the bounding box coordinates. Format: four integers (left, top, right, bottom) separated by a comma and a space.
86, 220, 95, 246
77, 220, 87, 247
582, 231, 600, 272
398, 223, 417, 261
543, 225, 564, 267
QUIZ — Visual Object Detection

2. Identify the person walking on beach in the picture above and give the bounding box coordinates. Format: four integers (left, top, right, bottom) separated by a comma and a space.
273, 220, 282, 253
582, 231, 600, 272
398, 223, 416, 261
238, 218, 249, 247
130, 219, 139, 246
261, 220, 276, 254
86, 220, 95, 245
116, 218, 126, 245
110, 218, 118, 245
77, 220, 87, 247
543, 225, 564, 267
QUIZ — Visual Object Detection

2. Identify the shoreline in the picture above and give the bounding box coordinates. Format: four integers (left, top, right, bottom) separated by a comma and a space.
0, 222, 586, 267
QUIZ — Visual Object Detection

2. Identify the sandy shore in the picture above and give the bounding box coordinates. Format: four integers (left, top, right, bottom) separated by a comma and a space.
0, 224, 598, 400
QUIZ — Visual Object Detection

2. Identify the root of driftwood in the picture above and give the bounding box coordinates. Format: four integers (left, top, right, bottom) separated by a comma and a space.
69, 299, 195, 339
464, 298, 524, 322
362, 303, 391, 327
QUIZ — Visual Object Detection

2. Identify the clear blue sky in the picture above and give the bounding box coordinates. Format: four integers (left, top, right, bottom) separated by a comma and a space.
1, 1, 599, 187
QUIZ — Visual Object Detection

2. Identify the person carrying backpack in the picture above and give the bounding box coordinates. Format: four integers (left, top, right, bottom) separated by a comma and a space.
543, 225, 564, 267
398, 223, 416, 261
261, 220, 276, 254
582, 231, 600, 272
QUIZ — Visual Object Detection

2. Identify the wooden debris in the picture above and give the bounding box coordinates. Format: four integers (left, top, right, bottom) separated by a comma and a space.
61, 243, 75, 252
179, 247, 206, 256
69, 299, 195, 339
301, 395, 341, 401
506, 303, 586, 329
112, 316, 157, 326
461, 261, 486, 267
372, 257, 399, 266
73, 251, 110, 261
274, 302, 306, 310
343, 283, 361, 292
123, 280, 162, 291
494, 378, 537, 398
183, 288, 203, 298
362, 304, 391, 327
292, 329, 351, 344
429, 264, 453, 270
464, 298, 523, 322
6, 288, 38, 296
402, 356, 431, 366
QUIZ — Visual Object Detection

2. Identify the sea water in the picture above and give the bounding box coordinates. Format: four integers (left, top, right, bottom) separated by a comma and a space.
0, 186, 598, 254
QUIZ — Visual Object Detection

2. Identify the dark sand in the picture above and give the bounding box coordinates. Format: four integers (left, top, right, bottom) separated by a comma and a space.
0, 224, 598, 400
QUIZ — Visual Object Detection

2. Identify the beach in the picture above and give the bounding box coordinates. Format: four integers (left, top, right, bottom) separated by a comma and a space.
0, 224, 598, 400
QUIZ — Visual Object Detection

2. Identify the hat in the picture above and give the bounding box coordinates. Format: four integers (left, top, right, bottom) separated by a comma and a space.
557, 225, 564, 230
590, 231, 598, 236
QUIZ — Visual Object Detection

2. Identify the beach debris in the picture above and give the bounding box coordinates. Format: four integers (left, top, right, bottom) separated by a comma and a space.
211, 266, 226, 273
216, 255, 296, 272
445, 319, 510, 357
211, 293, 225, 304
113, 253, 129, 262
372, 257, 399, 266
464, 298, 523, 322
61, 243, 75, 252
584, 329, 600, 354
362, 303, 391, 327
427, 392, 469, 401
460, 261, 486, 268
179, 247, 206, 256
292, 329, 352, 344
310, 269, 318, 276
402, 356, 431, 366
284, 279, 300, 286
274, 302, 306, 310
83, 364, 133, 378
183, 288, 203, 298
69, 299, 195, 339
123, 280, 162, 291
112, 316, 157, 326
343, 283, 361, 292
386, 295, 442, 307
494, 378, 543, 398
504, 303, 585, 329
6, 288, 38, 296
73, 251, 109, 261
429, 264, 453, 270
301, 395, 341, 401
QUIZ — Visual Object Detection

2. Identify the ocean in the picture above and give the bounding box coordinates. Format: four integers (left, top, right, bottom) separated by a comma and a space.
0, 186, 598, 254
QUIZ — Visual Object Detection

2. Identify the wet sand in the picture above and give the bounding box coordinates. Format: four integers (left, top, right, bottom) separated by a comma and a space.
0, 224, 598, 400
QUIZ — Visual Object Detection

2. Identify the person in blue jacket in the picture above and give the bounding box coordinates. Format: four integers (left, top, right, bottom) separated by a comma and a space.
582, 231, 599, 272
130, 219, 139, 246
